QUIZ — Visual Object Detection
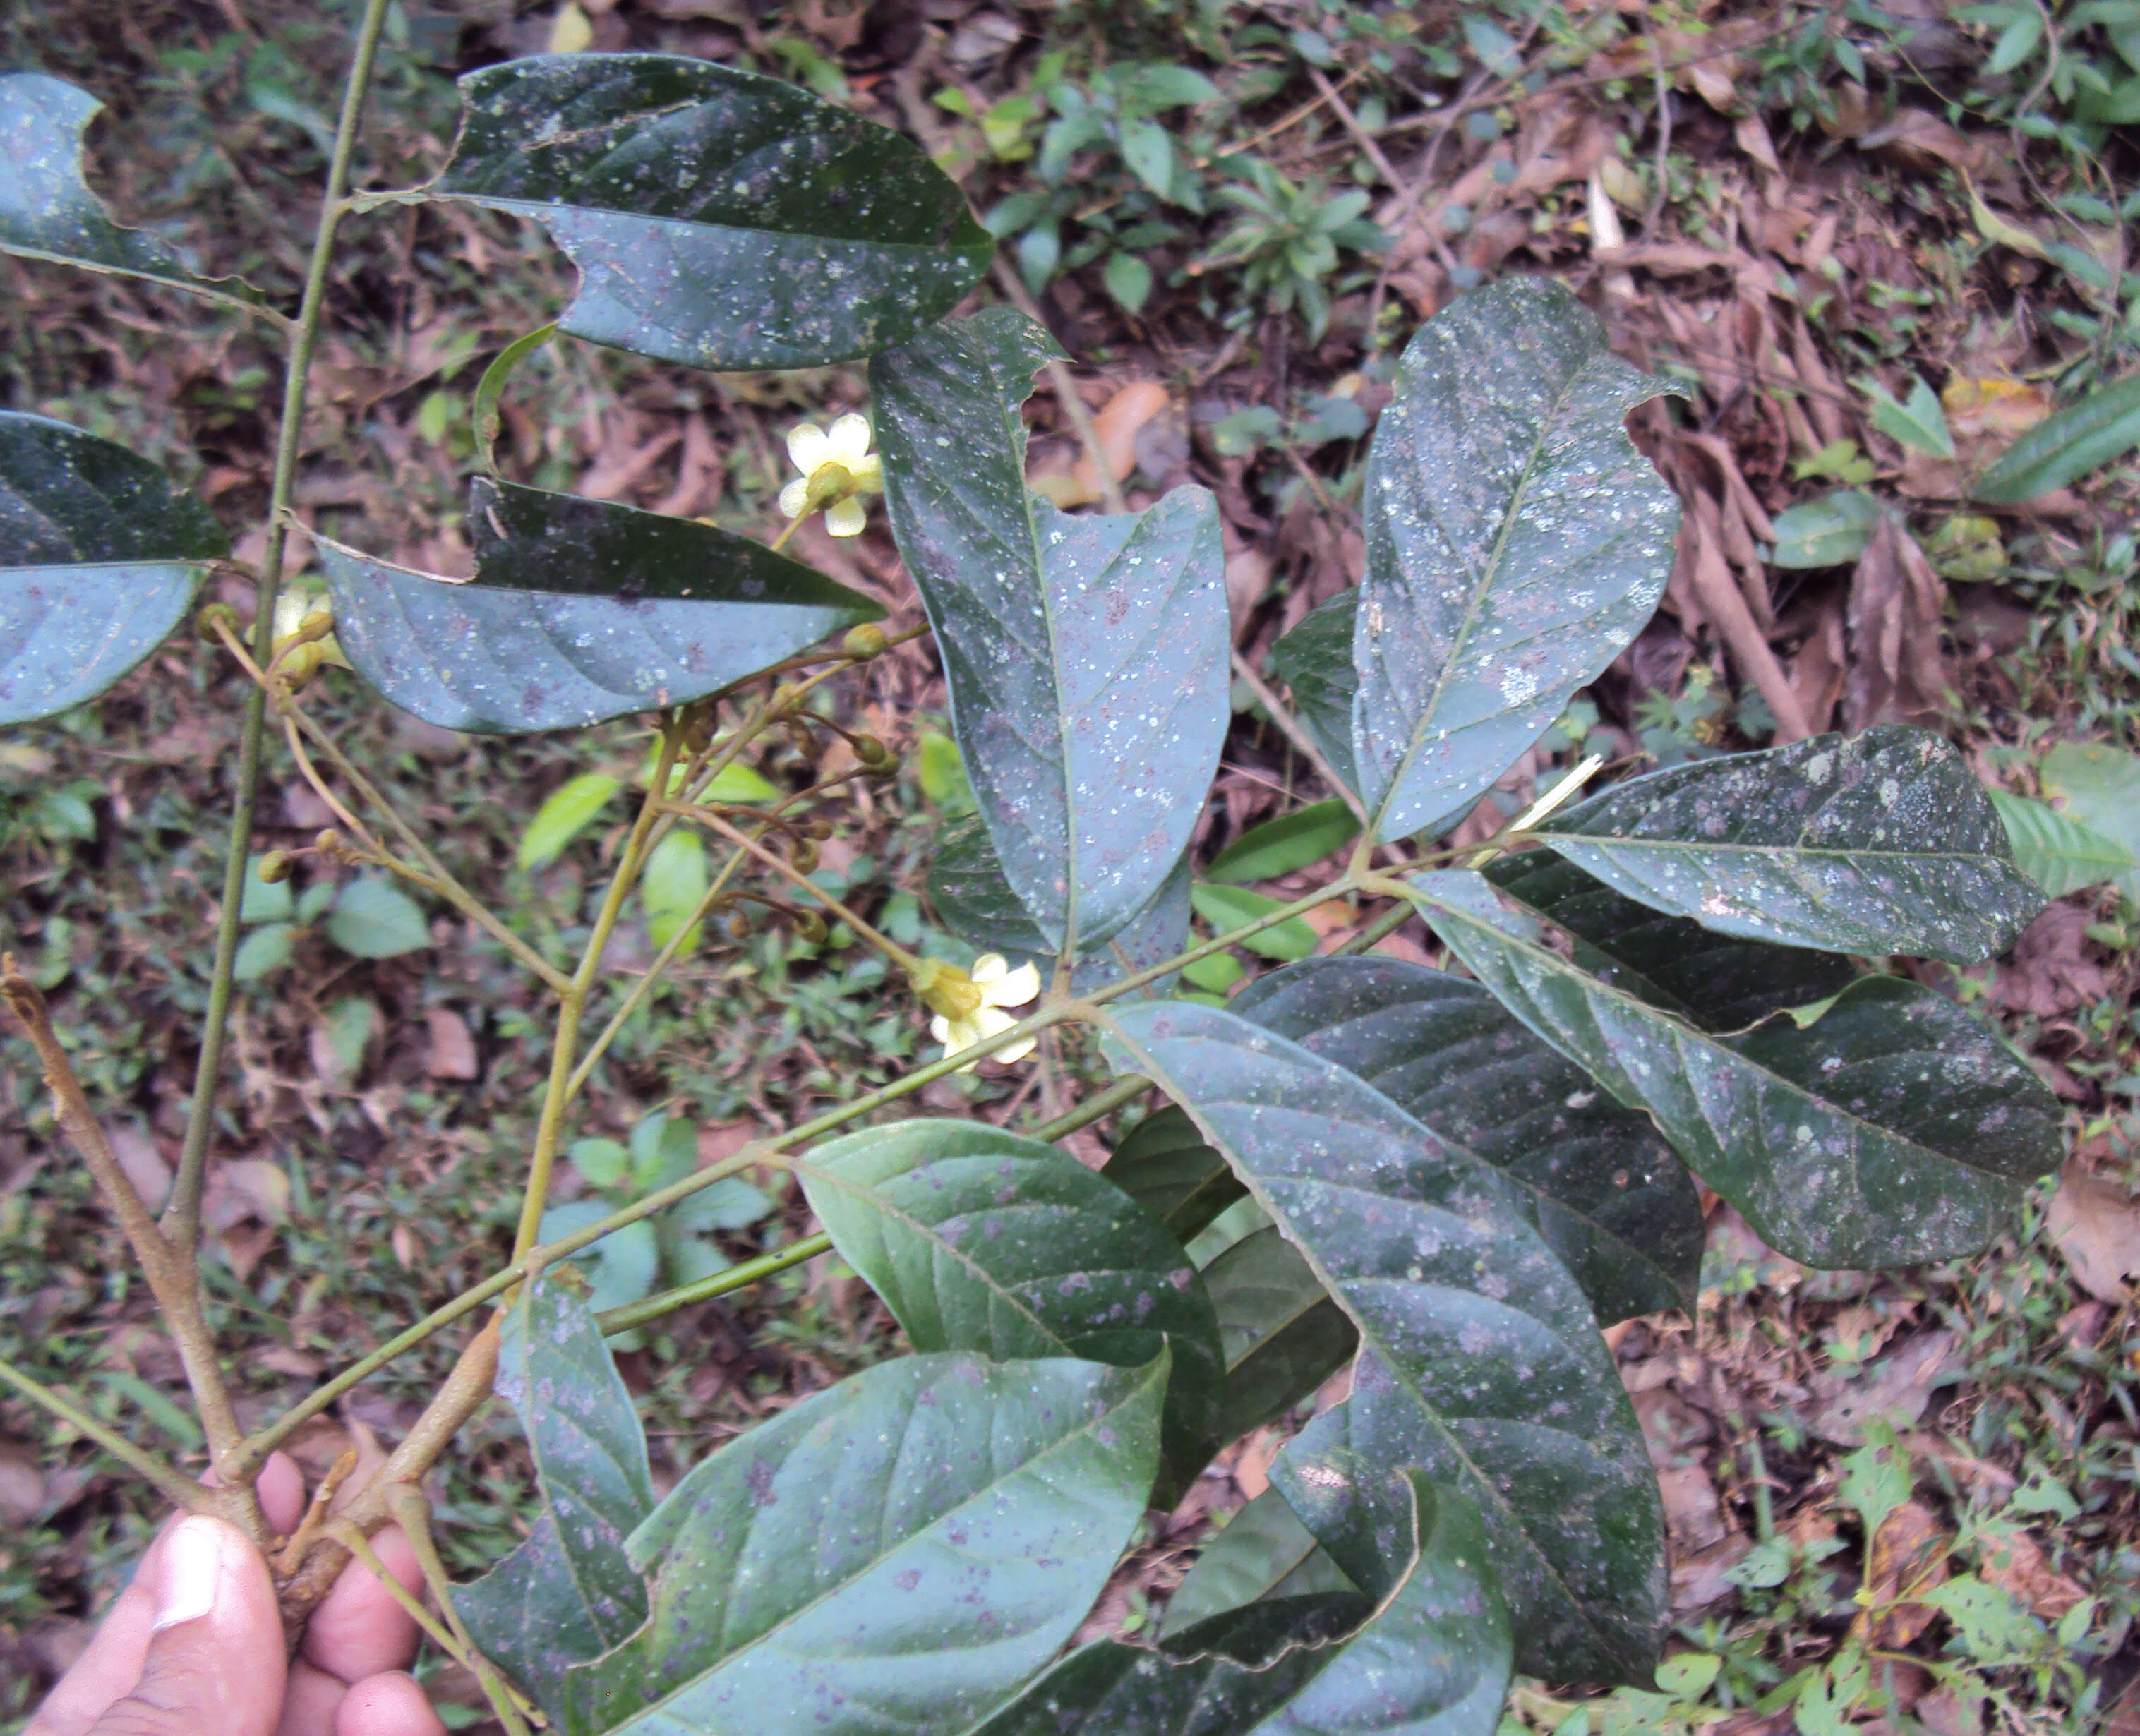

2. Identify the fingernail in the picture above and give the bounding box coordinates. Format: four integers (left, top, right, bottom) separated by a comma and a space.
150, 1516, 226, 1633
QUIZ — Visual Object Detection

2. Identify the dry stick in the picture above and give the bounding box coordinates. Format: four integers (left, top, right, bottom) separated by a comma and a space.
272, 1445, 357, 1576
1685, 494, 1813, 741
169, 0, 397, 1254
0, 1356, 217, 1517
1, 961, 253, 1507
1230, 649, 1366, 826
990, 258, 1130, 516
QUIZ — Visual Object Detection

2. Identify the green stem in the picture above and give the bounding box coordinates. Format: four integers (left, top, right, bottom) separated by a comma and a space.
0, 1357, 215, 1517
167, 0, 396, 1251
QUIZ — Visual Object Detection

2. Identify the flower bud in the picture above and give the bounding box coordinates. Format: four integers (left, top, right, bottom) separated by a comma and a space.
853, 734, 893, 768
842, 623, 889, 660
256, 850, 293, 884
789, 838, 820, 876
805, 817, 834, 840
725, 910, 753, 941
196, 602, 241, 644
794, 911, 829, 944
314, 828, 344, 857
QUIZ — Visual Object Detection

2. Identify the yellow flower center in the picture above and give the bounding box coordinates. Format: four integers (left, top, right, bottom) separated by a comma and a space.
909, 958, 983, 1020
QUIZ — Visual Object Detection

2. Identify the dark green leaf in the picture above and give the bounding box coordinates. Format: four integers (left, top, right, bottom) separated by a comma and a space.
1988, 789, 2138, 898
1352, 279, 1683, 843
1101, 1104, 1246, 1243
1268, 592, 1361, 796
325, 879, 431, 958
474, 323, 559, 475
319, 477, 879, 733
873, 309, 1229, 956
1158, 1486, 1357, 1638
1191, 884, 1319, 961
1234, 957, 1705, 1322
431, 56, 990, 370
928, 812, 1193, 990
1482, 850, 1858, 1033
1408, 869, 2064, 1268
0, 75, 270, 315
1103, 1000, 1666, 1684
1770, 490, 1881, 568
455, 1274, 652, 1720
1531, 726, 2044, 965
970, 1472, 1510, 1736
1207, 799, 1362, 884
563, 1351, 1165, 1735
0, 411, 228, 725
1202, 1226, 1358, 1442
795, 1120, 1224, 1502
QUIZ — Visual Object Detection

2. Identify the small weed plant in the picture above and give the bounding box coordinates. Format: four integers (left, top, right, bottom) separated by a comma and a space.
0, 16, 2070, 1736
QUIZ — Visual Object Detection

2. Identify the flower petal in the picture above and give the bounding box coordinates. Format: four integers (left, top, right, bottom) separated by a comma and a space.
970, 953, 1008, 984
778, 476, 812, 520
824, 496, 868, 538
826, 412, 872, 465
972, 1006, 1017, 1041
786, 423, 829, 474
929, 1015, 952, 1044
848, 452, 884, 494
984, 960, 1042, 1009
994, 1035, 1038, 1065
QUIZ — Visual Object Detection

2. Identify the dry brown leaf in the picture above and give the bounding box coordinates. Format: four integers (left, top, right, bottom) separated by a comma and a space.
424, 1008, 479, 1081
1658, 1463, 1729, 1551
1733, 112, 1780, 172
1994, 904, 2110, 1020
1853, 1500, 1948, 1648
1806, 1329, 1959, 1444
0, 1438, 45, 1524
1033, 381, 1170, 507
2045, 1161, 2140, 1303
1863, 109, 1983, 174
1786, 597, 1846, 736
1844, 515, 1950, 730
1978, 1525, 2086, 1619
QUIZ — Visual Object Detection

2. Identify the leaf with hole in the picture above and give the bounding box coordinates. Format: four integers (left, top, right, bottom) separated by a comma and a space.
1104, 999, 1666, 1684
1233, 957, 1705, 1322
562, 1350, 1165, 1735
1268, 592, 1361, 796
1988, 789, 2139, 898
1407, 869, 2064, 1268
0, 75, 270, 315
873, 308, 1229, 957
319, 476, 880, 733
0, 412, 228, 725
796, 1121, 1223, 1502
326, 879, 431, 959
428, 55, 990, 370
455, 1274, 652, 1720
1528, 727, 2043, 965
970, 1471, 1509, 1736
1207, 800, 1361, 885
1351, 279, 1683, 843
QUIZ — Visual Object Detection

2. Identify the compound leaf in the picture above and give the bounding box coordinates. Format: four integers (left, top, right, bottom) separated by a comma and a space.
0, 74, 270, 315
874, 308, 1229, 956
455, 1274, 653, 1720
1352, 279, 1683, 842
319, 476, 879, 733
1408, 869, 2065, 1269
1103, 999, 1666, 1684
0, 411, 227, 725
796, 1121, 1225, 1502
1234, 957, 1704, 1322
563, 1351, 1165, 1736
431, 55, 990, 370
1532, 727, 2043, 965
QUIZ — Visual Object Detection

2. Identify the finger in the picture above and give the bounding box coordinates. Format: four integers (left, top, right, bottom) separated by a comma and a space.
336, 1674, 447, 1736
257, 1452, 307, 1536
77, 1516, 287, 1736
275, 1662, 348, 1736
301, 1524, 423, 1684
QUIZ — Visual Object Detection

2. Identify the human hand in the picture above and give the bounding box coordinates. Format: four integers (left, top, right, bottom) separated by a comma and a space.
28, 1452, 447, 1736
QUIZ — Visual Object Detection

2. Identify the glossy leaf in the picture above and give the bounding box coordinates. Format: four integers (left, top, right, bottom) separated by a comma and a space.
1482, 850, 1858, 1034
1988, 789, 2138, 898
1352, 279, 1683, 843
971, 1472, 1509, 1736
0, 411, 228, 725
1530, 726, 2043, 965
431, 55, 990, 370
1267, 591, 1361, 795
1234, 957, 1705, 1322
796, 1121, 1224, 1501
1104, 999, 1666, 1684
1203, 1225, 1359, 1442
872, 308, 1229, 956
1207, 799, 1362, 884
1101, 1104, 1245, 1243
1159, 1487, 1357, 1638
1973, 373, 2140, 504
326, 879, 431, 958
1191, 883, 1320, 961
928, 812, 1193, 989
320, 476, 879, 733
1408, 869, 2064, 1269
519, 772, 623, 871
0, 75, 269, 315
563, 1351, 1165, 1735
455, 1274, 653, 1718
1769, 490, 1881, 568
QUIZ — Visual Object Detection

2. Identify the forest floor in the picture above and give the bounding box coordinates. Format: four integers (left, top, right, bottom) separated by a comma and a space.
1, 0, 2136, 1730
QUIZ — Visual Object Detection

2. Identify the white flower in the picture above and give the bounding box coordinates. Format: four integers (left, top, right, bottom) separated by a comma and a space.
920, 952, 1042, 1070
270, 586, 350, 683
778, 412, 882, 538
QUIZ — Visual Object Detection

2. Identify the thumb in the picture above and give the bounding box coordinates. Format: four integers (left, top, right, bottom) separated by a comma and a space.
88, 1516, 288, 1736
